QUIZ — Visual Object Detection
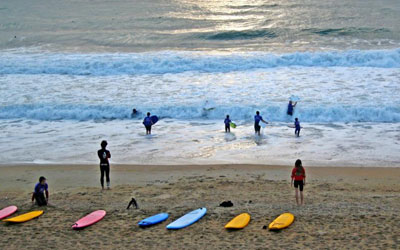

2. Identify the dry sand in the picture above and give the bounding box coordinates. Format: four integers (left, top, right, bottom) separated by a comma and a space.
0, 164, 399, 249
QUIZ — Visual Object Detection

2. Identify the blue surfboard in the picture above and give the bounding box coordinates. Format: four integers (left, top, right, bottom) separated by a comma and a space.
138, 213, 169, 227
166, 208, 207, 230
150, 115, 159, 124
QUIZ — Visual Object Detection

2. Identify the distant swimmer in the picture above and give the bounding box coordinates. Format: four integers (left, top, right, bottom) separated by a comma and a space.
31, 176, 49, 206
287, 100, 297, 116
143, 112, 154, 135
294, 117, 301, 137
131, 108, 138, 118
98, 140, 111, 190
291, 159, 306, 205
254, 111, 268, 136
224, 115, 231, 133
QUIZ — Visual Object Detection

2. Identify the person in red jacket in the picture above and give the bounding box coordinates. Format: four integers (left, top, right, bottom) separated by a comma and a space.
291, 159, 306, 205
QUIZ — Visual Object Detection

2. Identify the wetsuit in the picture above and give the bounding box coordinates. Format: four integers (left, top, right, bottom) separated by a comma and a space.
291, 167, 306, 191
295, 120, 301, 136
254, 115, 263, 133
33, 182, 48, 206
143, 116, 152, 133
98, 148, 111, 188
224, 118, 231, 132
287, 102, 294, 116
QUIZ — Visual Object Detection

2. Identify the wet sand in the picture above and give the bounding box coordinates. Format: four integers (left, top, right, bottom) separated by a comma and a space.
0, 164, 399, 249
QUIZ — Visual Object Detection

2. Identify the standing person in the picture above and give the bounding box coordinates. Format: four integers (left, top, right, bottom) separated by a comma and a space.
291, 159, 306, 205
143, 112, 153, 135
287, 100, 297, 116
224, 115, 231, 133
294, 117, 301, 137
254, 111, 268, 136
98, 140, 111, 190
31, 176, 49, 206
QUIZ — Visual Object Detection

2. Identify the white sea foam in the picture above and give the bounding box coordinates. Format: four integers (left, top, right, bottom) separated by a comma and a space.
0, 49, 399, 75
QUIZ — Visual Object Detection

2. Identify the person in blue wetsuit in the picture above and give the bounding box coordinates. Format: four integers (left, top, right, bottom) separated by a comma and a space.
287, 100, 297, 116
224, 115, 231, 133
254, 111, 268, 136
143, 112, 153, 135
294, 117, 301, 137
31, 176, 49, 206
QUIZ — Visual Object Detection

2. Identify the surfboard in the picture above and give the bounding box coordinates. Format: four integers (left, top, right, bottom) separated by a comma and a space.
150, 115, 159, 124
72, 210, 106, 229
268, 213, 295, 230
225, 213, 251, 229
166, 207, 206, 230
0, 206, 18, 220
230, 122, 237, 128
3, 210, 43, 223
138, 213, 169, 227
289, 95, 300, 102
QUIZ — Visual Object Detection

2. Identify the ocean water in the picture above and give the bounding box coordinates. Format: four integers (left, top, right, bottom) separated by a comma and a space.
0, 0, 400, 166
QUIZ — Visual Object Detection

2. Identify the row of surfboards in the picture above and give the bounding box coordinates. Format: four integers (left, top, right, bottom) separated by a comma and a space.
0, 206, 294, 230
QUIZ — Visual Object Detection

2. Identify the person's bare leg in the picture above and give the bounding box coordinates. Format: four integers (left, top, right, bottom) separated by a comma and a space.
295, 189, 299, 205
300, 191, 304, 205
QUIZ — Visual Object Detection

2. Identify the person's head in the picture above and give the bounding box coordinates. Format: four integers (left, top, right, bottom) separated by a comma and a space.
295, 117, 298, 121
226, 115, 229, 118
39, 176, 46, 185
132, 108, 137, 114
147, 112, 150, 117
101, 140, 108, 149
256, 111, 260, 115
295, 159, 303, 168
289, 100, 292, 104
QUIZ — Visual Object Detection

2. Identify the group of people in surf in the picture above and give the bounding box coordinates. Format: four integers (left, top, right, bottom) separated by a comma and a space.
132, 100, 301, 137
225, 100, 300, 136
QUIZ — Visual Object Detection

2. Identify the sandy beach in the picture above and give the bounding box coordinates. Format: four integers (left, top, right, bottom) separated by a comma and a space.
0, 164, 399, 249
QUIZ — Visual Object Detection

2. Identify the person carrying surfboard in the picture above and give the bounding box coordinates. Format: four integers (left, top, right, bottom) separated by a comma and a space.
31, 176, 49, 206
254, 111, 268, 136
294, 118, 301, 137
98, 140, 111, 190
224, 115, 231, 133
291, 159, 306, 205
143, 112, 154, 135
287, 100, 297, 116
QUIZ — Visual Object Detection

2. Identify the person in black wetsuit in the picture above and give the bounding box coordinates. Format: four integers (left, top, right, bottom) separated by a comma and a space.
97, 140, 111, 190
287, 100, 297, 116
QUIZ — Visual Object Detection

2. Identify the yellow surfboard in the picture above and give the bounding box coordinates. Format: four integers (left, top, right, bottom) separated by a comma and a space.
268, 213, 294, 230
225, 213, 251, 229
3, 210, 43, 223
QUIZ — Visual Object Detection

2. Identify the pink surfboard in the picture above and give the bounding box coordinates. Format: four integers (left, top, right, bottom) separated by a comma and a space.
72, 210, 106, 229
0, 206, 18, 220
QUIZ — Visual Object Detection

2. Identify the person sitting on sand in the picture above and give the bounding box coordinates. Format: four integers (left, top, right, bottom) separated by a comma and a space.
287, 100, 297, 116
294, 117, 301, 137
143, 112, 153, 135
224, 115, 231, 133
31, 176, 49, 206
254, 111, 268, 136
291, 159, 306, 205
98, 140, 111, 190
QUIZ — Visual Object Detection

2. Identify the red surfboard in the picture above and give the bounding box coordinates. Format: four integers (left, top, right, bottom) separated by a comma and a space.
72, 210, 106, 229
0, 206, 18, 220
